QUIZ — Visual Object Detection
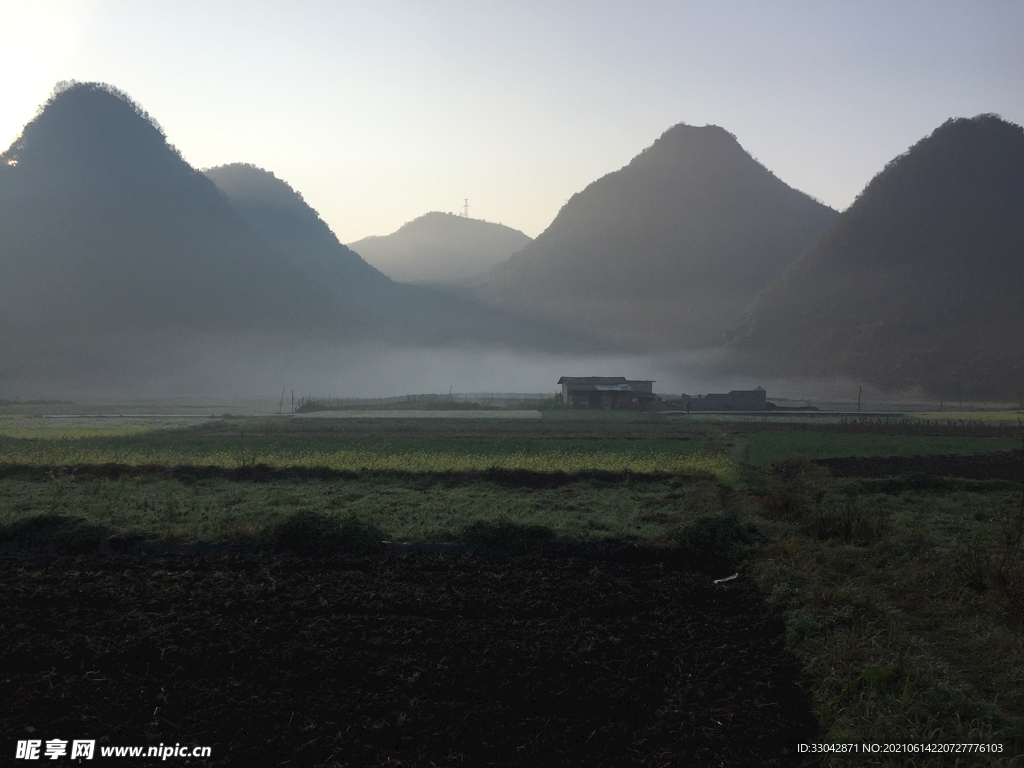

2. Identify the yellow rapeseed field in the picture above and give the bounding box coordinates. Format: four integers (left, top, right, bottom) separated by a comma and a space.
0, 440, 733, 478
0, 427, 154, 440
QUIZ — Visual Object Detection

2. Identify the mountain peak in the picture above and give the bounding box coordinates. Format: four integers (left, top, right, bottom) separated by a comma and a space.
0, 81, 204, 202
927, 112, 1020, 144
863, 112, 1023, 191
203, 163, 310, 211
651, 122, 739, 149
205, 162, 384, 282
729, 114, 1024, 398
463, 123, 838, 350
349, 212, 532, 283
626, 123, 745, 172
3, 81, 175, 169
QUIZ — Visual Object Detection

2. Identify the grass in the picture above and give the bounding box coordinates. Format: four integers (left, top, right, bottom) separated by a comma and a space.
742, 458, 1024, 765
2, 409, 1023, 764
0, 473, 732, 546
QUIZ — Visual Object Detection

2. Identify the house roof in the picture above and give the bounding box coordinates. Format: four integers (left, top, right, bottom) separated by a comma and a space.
557, 376, 654, 386
557, 376, 656, 394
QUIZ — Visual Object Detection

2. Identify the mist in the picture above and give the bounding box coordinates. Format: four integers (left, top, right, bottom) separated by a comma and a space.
1, 334, 895, 409
1, 338, 703, 403
5, 85, 1021, 406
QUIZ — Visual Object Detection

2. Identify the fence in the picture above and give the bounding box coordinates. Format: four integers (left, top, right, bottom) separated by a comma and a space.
293, 393, 557, 412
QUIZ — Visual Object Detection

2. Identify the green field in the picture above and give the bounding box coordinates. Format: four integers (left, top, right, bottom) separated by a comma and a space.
1, 408, 1023, 765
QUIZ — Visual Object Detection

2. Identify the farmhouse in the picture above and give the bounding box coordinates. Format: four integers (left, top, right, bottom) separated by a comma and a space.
557, 377, 659, 410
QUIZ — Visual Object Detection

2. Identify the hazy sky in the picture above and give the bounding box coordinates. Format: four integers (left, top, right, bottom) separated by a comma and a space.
3, 0, 1022, 243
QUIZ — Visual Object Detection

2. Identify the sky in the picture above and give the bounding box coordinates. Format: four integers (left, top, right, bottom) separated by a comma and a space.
2, 0, 1023, 244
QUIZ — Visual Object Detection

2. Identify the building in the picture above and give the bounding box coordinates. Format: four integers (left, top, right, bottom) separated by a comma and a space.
682, 387, 766, 411
557, 377, 659, 410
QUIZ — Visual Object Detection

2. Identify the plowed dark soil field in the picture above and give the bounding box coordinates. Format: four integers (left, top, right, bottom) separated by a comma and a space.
818, 449, 1024, 480
1, 551, 819, 767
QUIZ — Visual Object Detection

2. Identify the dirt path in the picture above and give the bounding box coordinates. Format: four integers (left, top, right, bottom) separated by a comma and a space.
1, 552, 819, 766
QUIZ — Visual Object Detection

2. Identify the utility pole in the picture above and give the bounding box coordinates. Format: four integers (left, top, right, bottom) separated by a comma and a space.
462, 199, 470, 218
857, 385, 862, 413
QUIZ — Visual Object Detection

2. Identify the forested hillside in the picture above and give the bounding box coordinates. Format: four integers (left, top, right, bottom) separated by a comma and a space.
349, 212, 531, 283
459, 123, 838, 350
729, 114, 1024, 400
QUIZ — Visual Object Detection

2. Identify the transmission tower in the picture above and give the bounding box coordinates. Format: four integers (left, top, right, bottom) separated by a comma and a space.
462, 198, 470, 218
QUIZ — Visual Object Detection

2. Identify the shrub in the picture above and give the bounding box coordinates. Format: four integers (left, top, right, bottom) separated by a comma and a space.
670, 513, 764, 565
269, 510, 384, 555
0, 514, 109, 553
760, 457, 832, 520
458, 519, 555, 556
810, 497, 890, 545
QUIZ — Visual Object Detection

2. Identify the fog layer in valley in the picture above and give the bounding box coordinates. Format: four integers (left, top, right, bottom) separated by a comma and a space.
2, 83, 1023, 404
2, 336, 903, 409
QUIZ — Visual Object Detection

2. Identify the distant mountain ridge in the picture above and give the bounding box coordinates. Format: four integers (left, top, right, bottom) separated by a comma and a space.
458, 123, 839, 350
728, 114, 1024, 400
0, 82, 300, 336
12, 82, 1015, 400
348, 212, 532, 283
0, 82, 597, 392
204, 163, 385, 286
204, 163, 583, 350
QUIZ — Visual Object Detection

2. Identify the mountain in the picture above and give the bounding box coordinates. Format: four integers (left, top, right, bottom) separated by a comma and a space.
348, 212, 532, 283
0, 82, 332, 388
0, 82, 596, 392
0, 81, 308, 337
204, 163, 384, 286
203, 163, 584, 350
457, 124, 838, 350
728, 114, 1024, 400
